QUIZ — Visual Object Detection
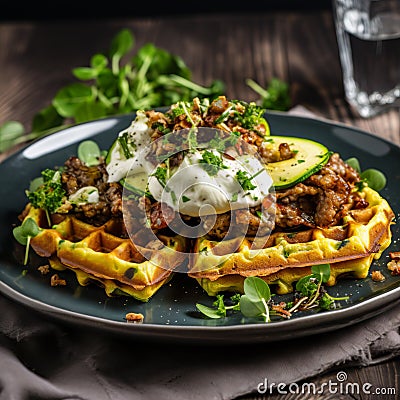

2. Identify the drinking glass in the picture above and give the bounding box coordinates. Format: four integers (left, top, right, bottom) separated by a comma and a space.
333, 0, 400, 117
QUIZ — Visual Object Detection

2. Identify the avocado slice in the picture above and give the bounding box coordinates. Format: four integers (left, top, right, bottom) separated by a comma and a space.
263, 136, 330, 190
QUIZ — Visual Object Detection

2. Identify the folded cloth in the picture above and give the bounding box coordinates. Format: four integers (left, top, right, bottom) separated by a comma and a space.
1, 106, 399, 400
0, 293, 400, 400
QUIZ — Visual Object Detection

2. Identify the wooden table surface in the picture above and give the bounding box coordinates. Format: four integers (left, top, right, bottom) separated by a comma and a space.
1, 8, 399, 400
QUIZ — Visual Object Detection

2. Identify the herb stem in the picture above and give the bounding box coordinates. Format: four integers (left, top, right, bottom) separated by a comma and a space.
45, 210, 51, 227
24, 236, 31, 266
245, 78, 270, 99
168, 74, 216, 95
180, 101, 196, 127
305, 278, 322, 308
261, 298, 270, 322
288, 296, 308, 313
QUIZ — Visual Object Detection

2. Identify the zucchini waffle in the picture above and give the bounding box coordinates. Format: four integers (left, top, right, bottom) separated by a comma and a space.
189, 186, 394, 295
20, 205, 186, 301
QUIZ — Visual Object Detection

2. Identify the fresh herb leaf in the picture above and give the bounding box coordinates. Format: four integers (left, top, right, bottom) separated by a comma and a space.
152, 166, 167, 187
196, 293, 241, 319
0, 29, 225, 154
345, 157, 361, 173
243, 276, 271, 303
26, 169, 66, 225
77, 140, 102, 166
199, 150, 227, 176
345, 157, 387, 192
246, 77, 291, 111
360, 169, 387, 192
239, 295, 267, 319
13, 217, 40, 265
311, 263, 330, 283
235, 169, 263, 192
195, 303, 225, 319
0, 121, 25, 153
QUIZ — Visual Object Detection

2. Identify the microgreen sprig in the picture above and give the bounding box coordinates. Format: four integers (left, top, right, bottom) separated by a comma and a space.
0, 29, 225, 154
196, 265, 350, 322
291, 264, 349, 312
13, 218, 40, 265
196, 277, 273, 322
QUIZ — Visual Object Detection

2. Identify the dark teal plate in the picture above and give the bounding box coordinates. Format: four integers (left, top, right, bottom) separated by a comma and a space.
1, 112, 399, 344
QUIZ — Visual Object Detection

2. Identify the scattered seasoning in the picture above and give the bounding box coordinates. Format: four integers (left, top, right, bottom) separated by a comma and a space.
371, 270, 386, 282
125, 312, 144, 323
38, 265, 50, 275
50, 274, 66, 287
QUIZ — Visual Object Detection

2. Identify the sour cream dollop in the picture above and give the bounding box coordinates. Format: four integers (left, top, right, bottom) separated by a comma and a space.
106, 114, 273, 217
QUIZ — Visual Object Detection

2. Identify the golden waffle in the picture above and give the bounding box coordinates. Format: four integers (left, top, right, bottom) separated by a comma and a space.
23, 205, 186, 301
189, 187, 395, 295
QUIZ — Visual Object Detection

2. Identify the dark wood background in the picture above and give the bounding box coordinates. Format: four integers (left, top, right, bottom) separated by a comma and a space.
0, 6, 399, 400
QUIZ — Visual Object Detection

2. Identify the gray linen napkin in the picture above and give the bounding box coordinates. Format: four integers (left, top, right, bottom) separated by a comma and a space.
0, 293, 400, 400
1, 106, 400, 400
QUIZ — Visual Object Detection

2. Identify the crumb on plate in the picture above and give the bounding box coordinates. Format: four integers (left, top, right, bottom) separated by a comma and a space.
371, 270, 386, 282
50, 274, 66, 287
125, 312, 144, 323
38, 265, 50, 275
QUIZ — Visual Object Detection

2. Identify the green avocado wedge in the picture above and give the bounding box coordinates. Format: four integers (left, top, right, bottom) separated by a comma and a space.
263, 136, 330, 190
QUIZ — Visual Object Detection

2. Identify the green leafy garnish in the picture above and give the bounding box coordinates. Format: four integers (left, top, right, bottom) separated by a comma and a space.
345, 157, 387, 192
196, 265, 349, 322
292, 264, 349, 312
235, 169, 264, 192
13, 218, 40, 265
230, 100, 270, 135
26, 169, 66, 225
77, 140, 102, 166
152, 166, 168, 187
0, 29, 225, 153
360, 169, 387, 192
196, 294, 241, 319
0, 121, 25, 152
196, 276, 272, 322
239, 277, 271, 322
246, 77, 291, 112
199, 150, 227, 176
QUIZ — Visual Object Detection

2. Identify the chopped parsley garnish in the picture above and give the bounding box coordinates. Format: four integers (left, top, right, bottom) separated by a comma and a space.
26, 168, 66, 225
199, 150, 227, 176
235, 168, 264, 192
152, 166, 167, 187
229, 100, 269, 135
182, 195, 191, 203
208, 131, 239, 152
